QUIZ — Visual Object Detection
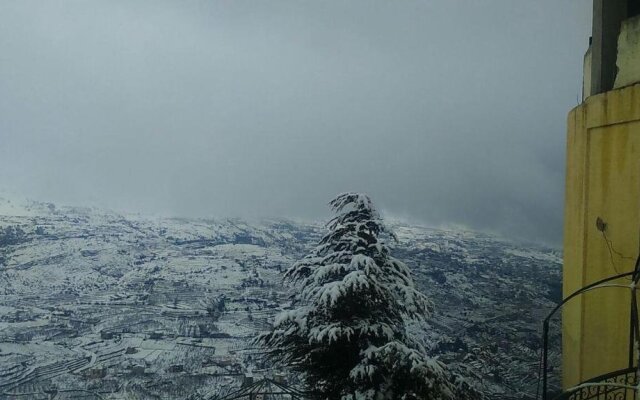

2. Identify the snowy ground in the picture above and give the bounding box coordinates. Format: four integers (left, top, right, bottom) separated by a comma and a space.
0, 196, 561, 399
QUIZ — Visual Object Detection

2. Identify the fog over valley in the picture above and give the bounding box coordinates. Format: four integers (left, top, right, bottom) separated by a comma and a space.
0, 1, 591, 245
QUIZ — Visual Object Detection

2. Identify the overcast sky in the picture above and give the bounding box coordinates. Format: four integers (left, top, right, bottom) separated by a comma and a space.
0, 1, 591, 245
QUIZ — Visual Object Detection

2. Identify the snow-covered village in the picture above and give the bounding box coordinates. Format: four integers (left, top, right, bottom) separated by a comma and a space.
0, 195, 560, 399
3, 0, 639, 399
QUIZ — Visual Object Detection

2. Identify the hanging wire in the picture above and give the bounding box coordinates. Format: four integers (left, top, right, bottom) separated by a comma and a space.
601, 230, 635, 280
537, 222, 640, 399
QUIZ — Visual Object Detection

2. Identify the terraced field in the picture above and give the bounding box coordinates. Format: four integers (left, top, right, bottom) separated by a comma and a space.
0, 197, 561, 399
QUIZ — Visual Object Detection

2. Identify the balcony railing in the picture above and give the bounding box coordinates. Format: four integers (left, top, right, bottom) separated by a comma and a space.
540, 269, 640, 400
553, 367, 638, 400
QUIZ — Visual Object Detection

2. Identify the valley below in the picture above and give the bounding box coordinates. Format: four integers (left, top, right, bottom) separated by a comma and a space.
0, 197, 561, 399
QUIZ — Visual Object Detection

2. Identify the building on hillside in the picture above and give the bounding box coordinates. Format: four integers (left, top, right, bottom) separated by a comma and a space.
553, 0, 640, 398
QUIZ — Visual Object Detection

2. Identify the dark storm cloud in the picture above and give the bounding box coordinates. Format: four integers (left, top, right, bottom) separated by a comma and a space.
0, 0, 591, 245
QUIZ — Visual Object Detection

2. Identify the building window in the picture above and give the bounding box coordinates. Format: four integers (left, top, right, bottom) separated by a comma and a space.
630, 0, 640, 17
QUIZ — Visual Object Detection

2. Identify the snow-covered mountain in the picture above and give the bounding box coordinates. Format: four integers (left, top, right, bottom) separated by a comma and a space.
0, 197, 560, 399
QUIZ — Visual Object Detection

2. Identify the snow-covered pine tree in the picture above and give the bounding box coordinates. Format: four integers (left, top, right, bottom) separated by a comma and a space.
257, 193, 475, 399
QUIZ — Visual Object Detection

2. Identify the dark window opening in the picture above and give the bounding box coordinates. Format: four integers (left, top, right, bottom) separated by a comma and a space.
629, 0, 640, 17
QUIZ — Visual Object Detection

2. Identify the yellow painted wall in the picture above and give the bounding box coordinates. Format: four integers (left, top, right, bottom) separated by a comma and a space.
563, 83, 640, 388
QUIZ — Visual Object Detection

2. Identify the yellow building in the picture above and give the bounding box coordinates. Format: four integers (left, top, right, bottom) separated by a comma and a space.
561, 0, 640, 398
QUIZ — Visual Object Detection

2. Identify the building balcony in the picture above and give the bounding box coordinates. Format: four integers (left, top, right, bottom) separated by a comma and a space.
555, 367, 638, 400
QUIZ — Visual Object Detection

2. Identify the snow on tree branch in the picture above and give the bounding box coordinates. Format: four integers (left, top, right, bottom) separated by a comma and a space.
256, 193, 479, 399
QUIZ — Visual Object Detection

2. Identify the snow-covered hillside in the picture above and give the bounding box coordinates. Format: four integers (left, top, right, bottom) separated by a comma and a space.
0, 197, 560, 399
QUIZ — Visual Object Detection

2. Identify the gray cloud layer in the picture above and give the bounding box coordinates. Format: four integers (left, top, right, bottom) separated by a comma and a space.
0, 1, 592, 245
